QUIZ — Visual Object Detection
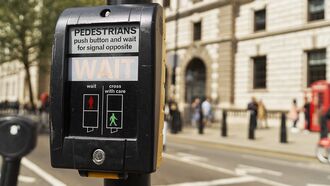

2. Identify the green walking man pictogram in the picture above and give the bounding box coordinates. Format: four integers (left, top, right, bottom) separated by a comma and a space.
109, 113, 118, 126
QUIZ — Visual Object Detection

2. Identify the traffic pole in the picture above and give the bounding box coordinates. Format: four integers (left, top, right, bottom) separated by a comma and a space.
104, 1, 152, 186
0, 158, 21, 186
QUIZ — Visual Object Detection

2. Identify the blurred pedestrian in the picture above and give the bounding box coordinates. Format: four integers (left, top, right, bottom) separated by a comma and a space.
14, 100, 19, 114
39, 93, 50, 132
192, 97, 204, 134
37, 100, 42, 115
168, 98, 181, 134
257, 100, 268, 129
202, 97, 212, 127
247, 97, 258, 128
288, 99, 299, 133
4, 100, 9, 113
247, 97, 258, 139
303, 96, 311, 133
164, 102, 170, 124
191, 98, 201, 128
163, 103, 169, 151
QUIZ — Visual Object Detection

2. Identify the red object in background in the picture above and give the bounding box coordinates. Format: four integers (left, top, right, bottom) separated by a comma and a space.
40, 92, 49, 105
310, 81, 330, 132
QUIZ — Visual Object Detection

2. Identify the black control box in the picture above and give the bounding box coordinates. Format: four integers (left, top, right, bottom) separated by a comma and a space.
50, 4, 165, 175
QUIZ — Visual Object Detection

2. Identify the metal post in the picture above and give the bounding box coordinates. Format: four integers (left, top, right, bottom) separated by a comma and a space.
248, 111, 256, 140
104, 1, 152, 186
221, 110, 227, 137
0, 158, 21, 186
280, 112, 287, 143
198, 109, 204, 135
320, 115, 328, 139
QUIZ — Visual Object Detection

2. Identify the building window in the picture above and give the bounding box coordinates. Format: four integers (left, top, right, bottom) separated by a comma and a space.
163, 0, 170, 8
254, 9, 266, 32
308, 0, 325, 21
193, 21, 202, 41
253, 56, 267, 89
308, 49, 326, 86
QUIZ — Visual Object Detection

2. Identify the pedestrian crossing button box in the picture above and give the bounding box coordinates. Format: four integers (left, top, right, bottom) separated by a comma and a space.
50, 4, 165, 177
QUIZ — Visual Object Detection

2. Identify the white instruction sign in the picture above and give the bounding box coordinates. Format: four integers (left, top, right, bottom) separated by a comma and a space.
69, 24, 139, 54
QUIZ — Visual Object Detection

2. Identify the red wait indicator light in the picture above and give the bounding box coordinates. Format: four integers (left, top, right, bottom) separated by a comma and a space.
88, 96, 94, 109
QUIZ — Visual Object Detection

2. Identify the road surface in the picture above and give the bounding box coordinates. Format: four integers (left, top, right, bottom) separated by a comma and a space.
1, 133, 330, 186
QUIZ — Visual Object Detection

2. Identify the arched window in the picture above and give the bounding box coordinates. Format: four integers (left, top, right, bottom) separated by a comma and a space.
185, 58, 206, 103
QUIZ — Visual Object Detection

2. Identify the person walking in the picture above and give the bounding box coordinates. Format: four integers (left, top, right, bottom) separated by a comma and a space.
247, 97, 258, 139
303, 96, 311, 133
257, 100, 268, 129
163, 103, 170, 151
169, 98, 180, 134
191, 98, 201, 127
202, 97, 212, 127
192, 98, 204, 134
288, 99, 299, 133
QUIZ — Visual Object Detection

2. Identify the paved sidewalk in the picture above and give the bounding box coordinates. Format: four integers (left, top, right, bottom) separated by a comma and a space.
168, 123, 321, 158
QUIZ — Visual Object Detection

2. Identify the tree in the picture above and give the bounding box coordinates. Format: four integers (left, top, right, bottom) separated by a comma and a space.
0, 0, 103, 108
38, 0, 104, 71
0, 0, 39, 108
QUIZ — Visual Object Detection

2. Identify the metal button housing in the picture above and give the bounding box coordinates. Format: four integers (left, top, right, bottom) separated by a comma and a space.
92, 149, 105, 165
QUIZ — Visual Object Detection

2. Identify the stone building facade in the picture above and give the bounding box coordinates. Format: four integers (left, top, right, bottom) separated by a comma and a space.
160, 0, 330, 116
235, 0, 330, 110
156, 0, 252, 115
